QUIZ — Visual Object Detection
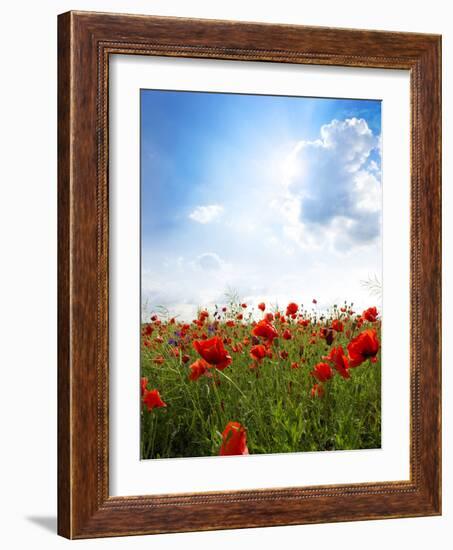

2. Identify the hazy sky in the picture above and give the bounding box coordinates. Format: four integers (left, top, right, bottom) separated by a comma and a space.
141, 89, 382, 320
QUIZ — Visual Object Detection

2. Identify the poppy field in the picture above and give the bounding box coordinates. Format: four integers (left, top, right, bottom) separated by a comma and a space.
140, 299, 381, 459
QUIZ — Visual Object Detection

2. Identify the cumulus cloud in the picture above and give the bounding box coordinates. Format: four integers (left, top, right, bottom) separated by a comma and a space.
188, 204, 224, 224
279, 117, 381, 251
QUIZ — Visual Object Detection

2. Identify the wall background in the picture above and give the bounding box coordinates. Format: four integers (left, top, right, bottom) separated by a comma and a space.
0, 1, 450, 548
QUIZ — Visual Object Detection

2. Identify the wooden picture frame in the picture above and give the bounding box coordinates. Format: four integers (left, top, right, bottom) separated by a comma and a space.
58, 10, 441, 539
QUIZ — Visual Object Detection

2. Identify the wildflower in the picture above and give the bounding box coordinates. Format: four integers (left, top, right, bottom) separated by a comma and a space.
286, 302, 299, 316
320, 328, 335, 345
347, 329, 380, 367
323, 346, 350, 379
219, 422, 249, 456
258, 302, 266, 311
193, 336, 232, 371
140, 377, 148, 396
188, 359, 209, 381
252, 319, 278, 344
250, 344, 267, 361
143, 324, 153, 336
142, 389, 166, 411
362, 306, 379, 323
310, 362, 334, 382
282, 329, 292, 340
310, 384, 324, 398
332, 319, 344, 332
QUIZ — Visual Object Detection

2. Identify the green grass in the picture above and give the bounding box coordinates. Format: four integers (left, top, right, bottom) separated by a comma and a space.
140, 303, 381, 459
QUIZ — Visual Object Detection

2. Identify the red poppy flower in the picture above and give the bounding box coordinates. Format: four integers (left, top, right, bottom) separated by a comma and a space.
236, 313, 243, 320
265, 312, 274, 322
226, 320, 235, 328
310, 384, 324, 398
182, 354, 190, 364
141, 376, 148, 396
312, 299, 317, 304
252, 319, 278, 344
241, 303, 247, 308
143, 324, 153, 336
258, 302, 266, 311
332, 319, 344, 332
347, 329, 380, 367
279, 350, 289, 360
286, 302, 298, 316
193, 336, 232, 370
219, 421, 249, 456
188, 358, 209, 381
320, 328, 335, 345
310, 362, 334, 382
142, 389, 166, 411
153, 355, 165, 365
291, 362, 299, 369
151, 315, 158, 322
199, 310, 209, 318
250, 344, 267, 361
282, 329, 292, 340
362, 306, 379, 323
323, 346, 350, 379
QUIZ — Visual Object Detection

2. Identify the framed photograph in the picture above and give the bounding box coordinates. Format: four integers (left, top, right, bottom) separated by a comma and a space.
58, 11, 441, 538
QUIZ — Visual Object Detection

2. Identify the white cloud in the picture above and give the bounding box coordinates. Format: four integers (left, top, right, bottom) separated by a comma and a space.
275, 117, 381, 251
188, 204, 224, 224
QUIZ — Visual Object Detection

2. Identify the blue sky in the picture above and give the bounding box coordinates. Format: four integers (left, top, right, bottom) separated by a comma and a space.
141, 90, 382, 320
